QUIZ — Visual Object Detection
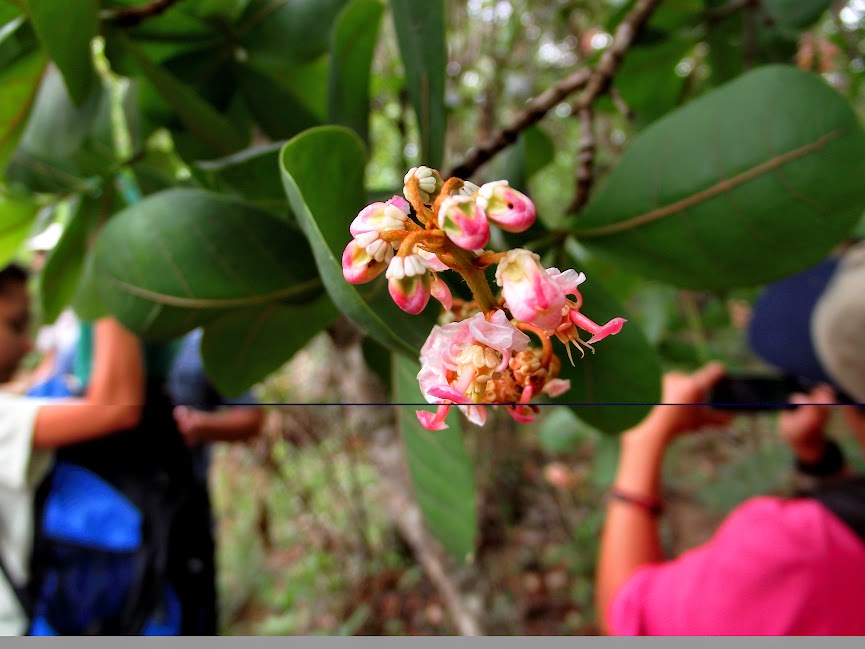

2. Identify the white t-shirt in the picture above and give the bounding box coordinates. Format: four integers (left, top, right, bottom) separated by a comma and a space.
0, 394, 52, 636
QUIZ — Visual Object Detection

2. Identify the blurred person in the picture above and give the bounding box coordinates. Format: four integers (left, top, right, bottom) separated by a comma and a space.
167, 328, 264, 633
0, 262, 144, 635
596, 241, 865, 635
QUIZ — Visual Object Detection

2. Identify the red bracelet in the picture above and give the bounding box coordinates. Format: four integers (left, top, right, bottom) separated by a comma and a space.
607, 488, 664, 517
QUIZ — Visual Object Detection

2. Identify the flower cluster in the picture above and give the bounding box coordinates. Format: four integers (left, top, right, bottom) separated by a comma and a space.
342, 166, 626, 430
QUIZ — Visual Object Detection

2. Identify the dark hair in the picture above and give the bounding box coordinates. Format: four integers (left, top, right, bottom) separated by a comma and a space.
0, 263, 29, 296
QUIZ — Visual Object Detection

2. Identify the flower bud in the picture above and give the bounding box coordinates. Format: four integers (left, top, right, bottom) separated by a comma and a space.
350, 200, 408, 237
437, 195, 490, 250
476, 181, 536, 233
342, 239, 387, 284
386, 254, 431, 314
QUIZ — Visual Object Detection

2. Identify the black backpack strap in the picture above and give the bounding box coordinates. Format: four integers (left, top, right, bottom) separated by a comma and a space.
801, 476, 865, 545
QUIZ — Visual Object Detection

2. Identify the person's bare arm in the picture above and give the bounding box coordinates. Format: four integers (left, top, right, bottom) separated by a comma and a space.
595, 363, 731, 635
173, 405, 263, 447
32, 318, 144, 449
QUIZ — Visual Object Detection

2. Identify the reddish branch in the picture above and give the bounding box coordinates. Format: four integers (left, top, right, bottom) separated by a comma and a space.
566, 0, 662, 213
104, 0, 183, 27
446, 68, 591, 180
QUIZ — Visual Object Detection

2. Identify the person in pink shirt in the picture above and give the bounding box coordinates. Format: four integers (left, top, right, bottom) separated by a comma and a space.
596, 241, 865, 636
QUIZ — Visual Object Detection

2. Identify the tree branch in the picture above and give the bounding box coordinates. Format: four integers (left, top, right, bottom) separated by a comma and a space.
103, 0, 183, 28
446, 68, 591, 179
565, 0, 662, 212
569, 106, 595, 213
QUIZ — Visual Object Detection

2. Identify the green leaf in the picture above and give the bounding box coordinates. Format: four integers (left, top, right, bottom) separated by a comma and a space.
279, 126, 435, 357
38, 197, 98, 324
389, 0, 446, 168
328, 0, 384, 144
71, 247, 108, 320
113, 33, 247, 156
494, 125, 555, 191
0, 48, 46, 174
91, 188, 321, 339
194, 142, 289, 215
573, 65, 865, 290
549, 260, 661, 434
762, 0, 832, 29
614, 37, 693, 125
25, 0, 97, 105
201, 295, 338, 397
236, 59, 322, 140
239, 0, 350, 65
6, 66, 112, 193
0, 195, 37, 266
394, 354, 477, 562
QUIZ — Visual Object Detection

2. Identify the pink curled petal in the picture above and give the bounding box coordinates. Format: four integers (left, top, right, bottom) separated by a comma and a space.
480, 181, 536, 233
342, 240, 386, 284
430, 275, 453, 311
417, 406, 450, 431
546, 268, 586, 295
428, 385, 475, 405
437, 196, 490, 250
388, 274, 431, 314
569, 310, 627, 344
459, 404, 488, 427
542, 379, 571, 397
506, 406, 535, 424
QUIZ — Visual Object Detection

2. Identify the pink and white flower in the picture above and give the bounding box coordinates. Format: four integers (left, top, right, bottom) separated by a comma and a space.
404, 166, 443, 204
416, 311, 530, 430
495, 249, 567, 330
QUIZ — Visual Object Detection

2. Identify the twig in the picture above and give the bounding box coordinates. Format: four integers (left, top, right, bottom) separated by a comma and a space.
569, 106, 596, 213
565, 0, 662, 212
446, 68, 591, 179
103, 0, 183, 28
609, 87, 634, 121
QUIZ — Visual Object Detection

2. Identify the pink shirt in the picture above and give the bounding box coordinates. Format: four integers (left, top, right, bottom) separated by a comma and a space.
611, 496, 865, 635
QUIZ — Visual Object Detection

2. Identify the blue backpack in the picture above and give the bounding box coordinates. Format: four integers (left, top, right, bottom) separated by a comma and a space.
21, 377, 216, 635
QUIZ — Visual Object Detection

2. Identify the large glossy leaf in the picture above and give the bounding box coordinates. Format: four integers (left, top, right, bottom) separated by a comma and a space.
0, 195, 37, 266
239, 0, 350, 65
0, 48, 46, 174
7, 67, 113, 193
194, 142, 289, 215
279, 126, 435, 357
394, 354, 477, 562
201, 295, 338, 397
549, 255, 661, 434
573, 65, 865, 290
91, 188, 321, 339
38, 197, 98, 324
25, 0, 97, 105
328, 0, 383, 144
389, 0, 446, 169
236, 59, 322, 140
112, 33, 247, 156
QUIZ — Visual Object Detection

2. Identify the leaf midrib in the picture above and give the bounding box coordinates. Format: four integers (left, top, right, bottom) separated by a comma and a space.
575, 128, 845, 238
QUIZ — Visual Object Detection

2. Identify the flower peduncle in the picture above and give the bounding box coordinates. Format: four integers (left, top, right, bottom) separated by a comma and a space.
513, 321, 554, 367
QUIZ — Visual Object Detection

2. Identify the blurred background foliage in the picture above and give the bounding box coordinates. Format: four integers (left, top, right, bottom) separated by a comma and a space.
4, 0, 865, 634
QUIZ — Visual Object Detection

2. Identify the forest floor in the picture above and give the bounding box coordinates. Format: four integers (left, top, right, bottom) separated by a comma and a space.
211, 334, 844, 636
